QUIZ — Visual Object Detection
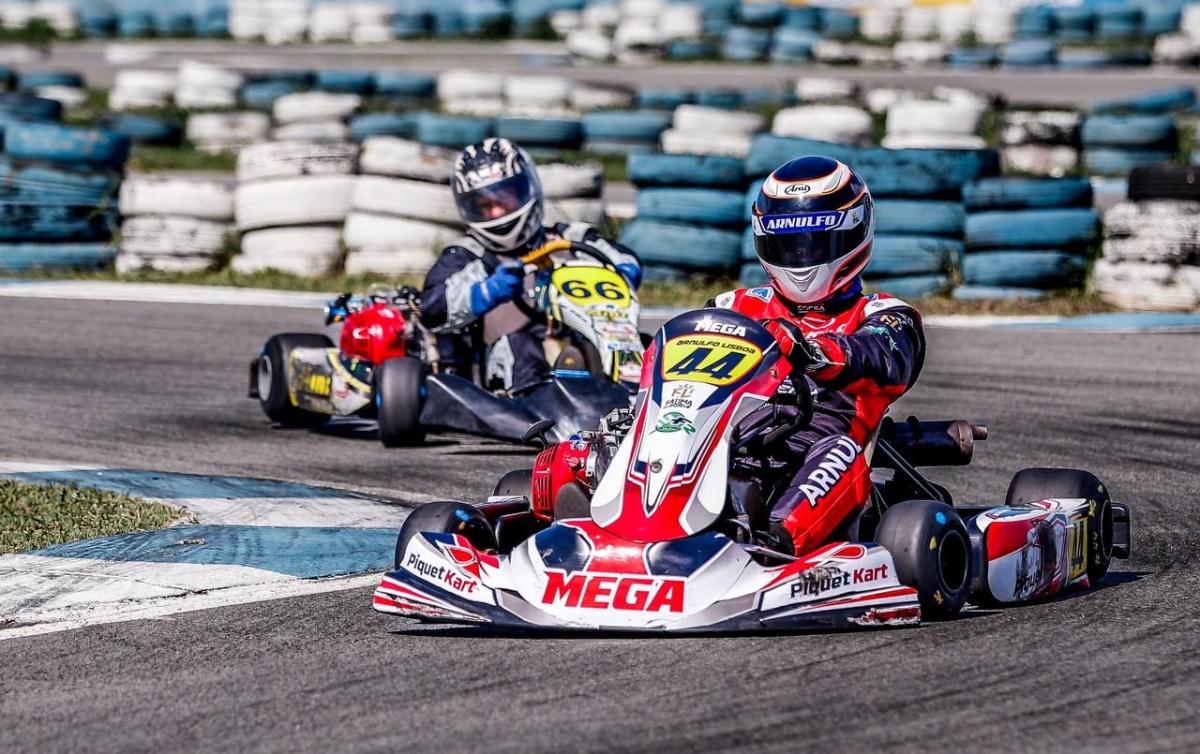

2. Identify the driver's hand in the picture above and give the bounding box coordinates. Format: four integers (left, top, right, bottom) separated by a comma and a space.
765, 319, 832, 373
469, 263, 524, 317
616, 262, 642, 290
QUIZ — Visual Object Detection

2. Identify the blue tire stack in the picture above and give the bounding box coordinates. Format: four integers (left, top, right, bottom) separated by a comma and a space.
0, 122, 129, 271
582, 109, 673, 155
621, 152, 746, 280
959, 177, 1098, 298
1081, 114, 1178, 176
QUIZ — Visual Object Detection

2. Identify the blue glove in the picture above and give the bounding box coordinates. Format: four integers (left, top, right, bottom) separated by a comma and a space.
617, 262, 642, 290
469, 263, 523, 318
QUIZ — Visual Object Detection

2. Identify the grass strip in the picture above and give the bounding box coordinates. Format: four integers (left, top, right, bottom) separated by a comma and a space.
0, 478, 188, 554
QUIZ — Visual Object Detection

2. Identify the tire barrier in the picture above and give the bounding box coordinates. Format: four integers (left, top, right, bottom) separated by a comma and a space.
962, 250, 1089, 289
1103, 200, 1200, 266
867, 273, 950, 300
0, 242, 115, 272
97, 114, 183, 147
628, 153, 744, 189
349, 113, 420, 142
953, 285, 1048, 301
0, 92, 63, 124
772, 105, 872, 145
3, 123, 130, 169
965, 208, 1100, 251
235, 176, 357, 233
1084, 148, 1176, 177
415, 113, 494, 149
273, 92, 362, 126
117, 176, 236, 272
1127, 164, 1200, 202
963, 177, 1094, 211
618, 220, 742, 271
636, 188, 745, 227
495, 116, 583, 149
1092, 258, 1200, 311
236, 141, 359, 184
1090, 86, 1198, 115
873, 201, 966, 237
539, 162, 604, 199
865, 235, 961, 279
186, 113, 272, 154
272, 121, 351, 143
233, 226, 343, 277
359, 138, 455, 183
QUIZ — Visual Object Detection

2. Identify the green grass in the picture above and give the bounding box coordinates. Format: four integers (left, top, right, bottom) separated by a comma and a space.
557, 150, 630, 184
128, 143, 238, 173
0, 478, 188, 554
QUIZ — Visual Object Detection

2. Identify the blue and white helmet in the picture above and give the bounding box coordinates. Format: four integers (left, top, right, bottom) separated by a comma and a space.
452, 138, 544, 254
751, 156, 874, 305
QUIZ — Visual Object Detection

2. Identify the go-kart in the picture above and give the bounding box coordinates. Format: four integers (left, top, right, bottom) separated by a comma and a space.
249, 240, 643, 447
373, 307, 1131, 632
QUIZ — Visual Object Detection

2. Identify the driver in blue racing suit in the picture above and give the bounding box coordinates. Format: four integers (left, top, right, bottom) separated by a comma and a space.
421, 138, 641, 394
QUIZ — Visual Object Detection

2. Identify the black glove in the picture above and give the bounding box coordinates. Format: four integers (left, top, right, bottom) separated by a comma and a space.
769, 320, 832, 373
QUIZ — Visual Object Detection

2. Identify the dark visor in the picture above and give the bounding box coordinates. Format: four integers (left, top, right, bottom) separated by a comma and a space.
753, 215, 870, 268
456, 174, 534, 224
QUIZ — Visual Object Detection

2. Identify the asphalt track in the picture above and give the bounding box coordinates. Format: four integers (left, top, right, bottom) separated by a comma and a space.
1, 297, 1199, 753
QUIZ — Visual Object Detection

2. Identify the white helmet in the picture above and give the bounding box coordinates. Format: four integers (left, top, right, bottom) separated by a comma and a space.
451, 138, 544, 254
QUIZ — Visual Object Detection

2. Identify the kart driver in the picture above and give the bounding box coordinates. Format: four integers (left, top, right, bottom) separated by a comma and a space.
715, 155, 926, 557
421, 137, 642, 393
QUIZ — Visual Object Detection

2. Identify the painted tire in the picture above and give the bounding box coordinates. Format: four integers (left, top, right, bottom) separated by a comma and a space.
618, 219, 742, 271
694, 89, 743, 110
235, 177, 357, 232
721, 26, 772, 61
1081, 115, 1177, 149
17, 71, 84, 91
0, 92, 61, 122
1000, 39, 1056, 67
236, 141, 359, 185
235, 227, 343, 276
0, 242, 115, 271
674, 105, 766, 136
503, 76, 572, 109
314, 70, 374, 95
272, 92, 362, 126
1090, 85, 1196, 115
343, 213, 460, 253
96, 114, 182, 146
121, 177, 235, 222
738, 261, 769, 287
544, 198, 606, 226
628, 153, 744, 189
962, 177, 1093, 211
636, 188, 746, 227
661, 129, 753, 158
0, 203, 117, 242
539, 162, 604, 199
0, 159, 120, 205
351, 176, 462, 226
414, 113, 494, 149
240, 80, 306, 110
1127, 164, 1200, 202
120, 215, 231, 258
635, 90, 692, 110
185, 113, 271, 149
772, 105, 873, 145
997, 110, 1081, 147
495, 116, 582, 148
359, 137, 456, 182
741, 227, 756, 261
965, 208, 1099, 250
952, 285, 1048, 301
582, 110, 672, 142
866, 274, 948, 299
373, 72, 436, 99
961, 250, 1088, 289
867, 235, 961, 278
873, 200, 966, 236
1083, 148, 1175, 177
348, 113, 419, 142
344, 249, 438, 275
272, 120, 351, 142
3, 123, 130, 168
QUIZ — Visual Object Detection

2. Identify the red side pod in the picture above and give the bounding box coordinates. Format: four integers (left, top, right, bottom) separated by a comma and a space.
339, 303, 409, 364
531, 440, 591, 521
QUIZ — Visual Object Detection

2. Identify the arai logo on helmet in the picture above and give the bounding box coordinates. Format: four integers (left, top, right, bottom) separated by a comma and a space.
782, 183, 811, 195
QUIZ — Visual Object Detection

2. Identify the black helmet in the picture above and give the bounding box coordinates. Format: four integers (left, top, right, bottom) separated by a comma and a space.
751, 155, 874, 305
451, 138, 544, 254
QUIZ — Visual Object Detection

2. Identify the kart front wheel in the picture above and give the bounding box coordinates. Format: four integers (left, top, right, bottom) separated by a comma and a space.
1006, 467, 1113, 584
876, 499, 971, 620
375, 357, 425, 447
257, 333, 333, 428
394, 501, 499, 569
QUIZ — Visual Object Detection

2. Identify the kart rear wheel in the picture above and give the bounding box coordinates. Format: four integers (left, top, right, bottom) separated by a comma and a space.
394, 501, 499, 569
492, 468, 532, 498
876, 499, 971, 620
1005, 467, 1113, 584
375, 357, 425, 447
257, 333, 333, 428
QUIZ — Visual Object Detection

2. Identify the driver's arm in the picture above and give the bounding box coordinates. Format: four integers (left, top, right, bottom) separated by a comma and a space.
808, 300, 925, 398
421, 247, 489, 332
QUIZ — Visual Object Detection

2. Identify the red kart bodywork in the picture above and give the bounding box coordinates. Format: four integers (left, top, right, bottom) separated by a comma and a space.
338, 302, 411, 365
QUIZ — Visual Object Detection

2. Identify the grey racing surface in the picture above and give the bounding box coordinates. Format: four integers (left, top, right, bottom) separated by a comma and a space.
1, 297, 1198, 753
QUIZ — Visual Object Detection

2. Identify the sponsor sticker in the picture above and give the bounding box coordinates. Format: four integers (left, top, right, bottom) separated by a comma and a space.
552, 266, 631, 305
660, 334, 763, 387
406, 551, 479, 594
655, 411, 696, 435
541, 570, 685, 613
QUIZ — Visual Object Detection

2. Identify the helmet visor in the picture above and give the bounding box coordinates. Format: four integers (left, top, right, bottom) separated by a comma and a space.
456, 174, 536, 225
751, 205, 870, 268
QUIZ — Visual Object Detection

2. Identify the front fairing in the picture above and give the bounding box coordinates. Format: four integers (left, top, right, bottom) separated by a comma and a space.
589, 310, 790, 543
532, 260, 644, 386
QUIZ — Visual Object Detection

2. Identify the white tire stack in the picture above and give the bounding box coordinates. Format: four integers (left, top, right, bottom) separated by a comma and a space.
109, 70, 177, 111
998, 110, 1081, 177
566, 29, 614, 62
33, 85, 86, 111
892, 41, 948, 67
229, 0, 308, 44
569, 86, 633, 111
773, 105, 873, 145
973, 6, 1016, 45
1095, 200, 1200, 310
936, 5, 975, 43
504, 76, 571, 109
658, 4, 701, 40
234, 139, 358, 275
541, 161, 606, 227
794, 77, 857, 103
175, 60, 244, 111
187, 112, 272, 154
271, 91, 362, 144
860, 7, 899, 41
343, 140, 469, 275
439, 70, 507, 115
882, 100, 986, 150
117, 176, 236, 273
661, 105, 764, 158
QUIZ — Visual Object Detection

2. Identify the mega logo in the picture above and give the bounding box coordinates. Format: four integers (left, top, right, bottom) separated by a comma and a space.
541, 570, 685, 613
693, 314, 747, 337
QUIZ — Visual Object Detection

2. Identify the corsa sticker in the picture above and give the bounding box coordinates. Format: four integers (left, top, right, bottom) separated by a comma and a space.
552, 266, 631, 305
660, 334, 763, 386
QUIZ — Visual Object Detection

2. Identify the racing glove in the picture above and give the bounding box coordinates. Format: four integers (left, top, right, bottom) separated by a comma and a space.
469, 263, 523, 318
767, 320, 839, 375
616, 262, 643, 290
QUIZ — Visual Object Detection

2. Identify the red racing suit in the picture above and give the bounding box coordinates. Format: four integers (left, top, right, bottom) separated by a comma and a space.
712, 281, 926, 556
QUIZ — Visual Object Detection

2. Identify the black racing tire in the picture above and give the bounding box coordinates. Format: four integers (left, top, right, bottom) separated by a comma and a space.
375, 357, 425, 448
1005, 467, 1113, 585
1127, 164, 1200, 202
257, 333, 333, 428
875, 500, 971, 620
492, 468, 533, 498
394, 501, 499, 569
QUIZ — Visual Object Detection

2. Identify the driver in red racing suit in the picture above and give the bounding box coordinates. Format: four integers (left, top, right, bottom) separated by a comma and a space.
716, 156, 926, 557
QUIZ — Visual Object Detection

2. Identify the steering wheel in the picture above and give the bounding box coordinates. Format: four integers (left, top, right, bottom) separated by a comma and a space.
512, 239, 626, 322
